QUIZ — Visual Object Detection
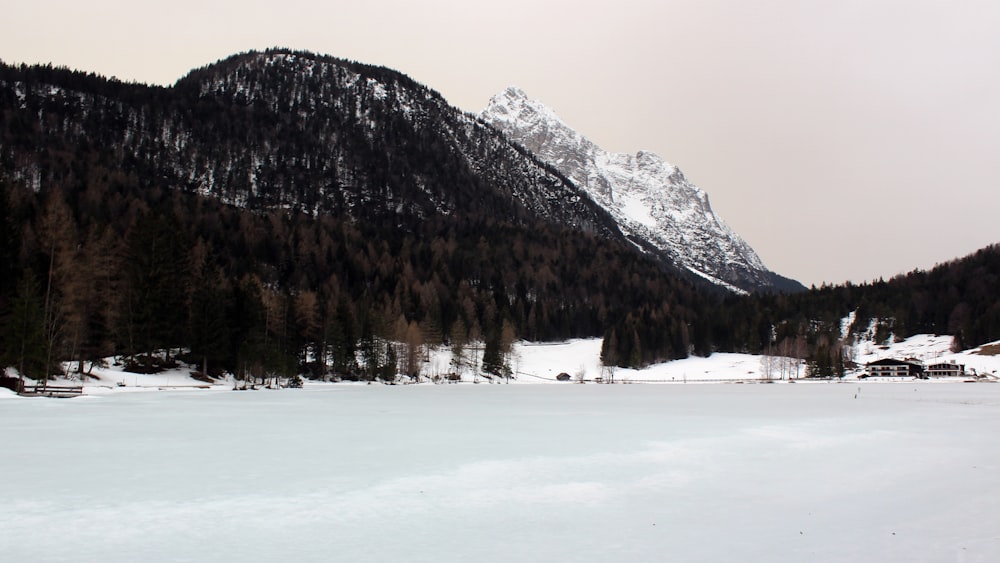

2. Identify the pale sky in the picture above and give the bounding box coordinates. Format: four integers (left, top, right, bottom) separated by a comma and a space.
4, 0, 999, 286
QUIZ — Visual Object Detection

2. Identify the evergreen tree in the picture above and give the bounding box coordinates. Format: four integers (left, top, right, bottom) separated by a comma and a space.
328, 299, 357, 379
481, 326, 504, 378
0, 180, 18, 303
3, 272, 48, 385
228, 276, 267, 382
600, 327, 618, 382
70, 226, 123, 374
449, 317, 468, 380
380, 341, 398, 383
293, 290, 321, 373
628, 328, 642, 369
123, 214, 190, 365
189, 265, 230, 376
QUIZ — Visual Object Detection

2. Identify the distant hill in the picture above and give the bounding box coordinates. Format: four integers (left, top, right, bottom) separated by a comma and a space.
711, 244, 1000, 377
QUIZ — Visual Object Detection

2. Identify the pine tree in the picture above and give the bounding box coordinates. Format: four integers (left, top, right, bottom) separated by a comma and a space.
80, 226, 123, 373
500, 319, 516, 380
227, 275, 267, 383
3, 272, 47, 386
481, 326, 504, 378
0, 180, 18, 304
600, 327, 618, 382
404, 320, 422, 379
123, 214, 190, 365
328, 299, 356, 379
37, 190, 81, 383
380, 340, 398, 383
189, 262, 230, 377
294, 290, 322, 374
628, 328, 642, 369
449, 317, 468, 380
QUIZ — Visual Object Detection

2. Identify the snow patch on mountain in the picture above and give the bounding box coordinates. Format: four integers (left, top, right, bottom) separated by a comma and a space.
481, 87, 786, 293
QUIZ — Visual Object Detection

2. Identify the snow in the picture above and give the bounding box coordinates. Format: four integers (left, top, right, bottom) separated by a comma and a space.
368, 79, 387, 100
850, 334, 1000, 380
481, 87, 777, 292
686, 266, 751, 296
512, 339, 604, 381
3, 335, 1000, 560
2, 381, 999, 562
853, 333, 954, 364
428, 339, 788, 383
13, 332, 996, 398
618, 190, 658, 229
415, 339, 768, 383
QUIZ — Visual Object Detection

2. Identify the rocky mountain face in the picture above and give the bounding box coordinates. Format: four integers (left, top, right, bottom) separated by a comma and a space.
481, 87, 803, 293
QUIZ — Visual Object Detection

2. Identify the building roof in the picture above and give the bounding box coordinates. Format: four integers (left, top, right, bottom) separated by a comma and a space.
867, 358, 921, 367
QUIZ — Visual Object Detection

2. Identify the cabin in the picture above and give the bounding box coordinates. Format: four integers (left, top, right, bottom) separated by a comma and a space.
866, 358, 924, 378
925, 361, 965, 378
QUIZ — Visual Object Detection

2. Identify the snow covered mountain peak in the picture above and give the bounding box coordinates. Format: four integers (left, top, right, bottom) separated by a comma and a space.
482, 87, 801, 293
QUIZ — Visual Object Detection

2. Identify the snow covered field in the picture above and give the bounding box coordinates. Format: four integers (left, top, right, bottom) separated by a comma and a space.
3, 382, 1000, 562
5, 333, 997, 392
428, 336, 1000, 384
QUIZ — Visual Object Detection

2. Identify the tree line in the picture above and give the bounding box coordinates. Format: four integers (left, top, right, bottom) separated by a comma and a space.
599, 245, 1000, 377
0, 177, 707, 385
2, 175, 997, 385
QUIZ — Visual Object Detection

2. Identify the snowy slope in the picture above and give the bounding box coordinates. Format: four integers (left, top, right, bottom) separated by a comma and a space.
422, 335, 1000, 384
850, 334, 1000, 379
5, 319, 997, 395
481, 87, 800, 293
4, 333, 995, 395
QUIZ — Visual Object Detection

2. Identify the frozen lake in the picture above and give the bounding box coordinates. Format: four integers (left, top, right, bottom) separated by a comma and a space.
2, 383, 999, 562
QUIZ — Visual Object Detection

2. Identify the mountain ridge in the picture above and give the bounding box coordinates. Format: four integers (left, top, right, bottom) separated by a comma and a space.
1, 50, 621, 238
481, 86, 803, 294
0, 50, 801, 294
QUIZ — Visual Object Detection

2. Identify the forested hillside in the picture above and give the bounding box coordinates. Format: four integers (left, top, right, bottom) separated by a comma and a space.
600, 245, 1000, 375
0, 177, 709, 382
0, 51, 615, 234
0, 49, 692, 380
0, 50, 997, 382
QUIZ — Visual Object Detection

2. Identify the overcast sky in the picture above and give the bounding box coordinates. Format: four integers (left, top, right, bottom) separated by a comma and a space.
5, 0, 999, 286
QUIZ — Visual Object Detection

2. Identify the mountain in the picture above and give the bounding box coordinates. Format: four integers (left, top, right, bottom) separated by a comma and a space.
0, 49, 725, 376
0, 52, 619, 237
481, 87, 803, 294
0, 49, 995, 379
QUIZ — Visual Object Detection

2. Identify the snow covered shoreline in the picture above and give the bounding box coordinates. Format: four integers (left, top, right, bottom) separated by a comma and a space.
4, 334, 998, 398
